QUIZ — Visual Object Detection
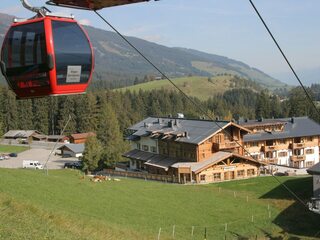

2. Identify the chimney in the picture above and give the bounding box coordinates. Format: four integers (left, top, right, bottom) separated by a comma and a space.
184, 131, 189, 138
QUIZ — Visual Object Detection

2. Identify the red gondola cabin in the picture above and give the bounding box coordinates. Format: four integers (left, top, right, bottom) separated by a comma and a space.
0, 16, 94, 98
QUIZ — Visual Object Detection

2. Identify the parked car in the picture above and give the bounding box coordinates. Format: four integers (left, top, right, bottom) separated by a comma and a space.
9, 153, 17, 157
0, 156, 4, 160
23, 160, 43, 170
64, 161, 82, 169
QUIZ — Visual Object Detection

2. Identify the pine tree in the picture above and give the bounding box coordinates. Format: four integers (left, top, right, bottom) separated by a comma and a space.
32, 98, 49, 134
82, 136, 103, 172
97, 102, 127, 167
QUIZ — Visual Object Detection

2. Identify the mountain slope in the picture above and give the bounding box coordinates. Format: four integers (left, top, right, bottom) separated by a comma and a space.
118, 75, 263, 100
0, 12, 287, 90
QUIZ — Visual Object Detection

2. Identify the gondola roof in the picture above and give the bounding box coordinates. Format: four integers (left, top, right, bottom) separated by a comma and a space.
47, 0, 156, 10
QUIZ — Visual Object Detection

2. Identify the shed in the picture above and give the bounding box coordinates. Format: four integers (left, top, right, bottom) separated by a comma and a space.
58, 144, 85, 158
47, 135, 69, 143
69, 132, 96, 144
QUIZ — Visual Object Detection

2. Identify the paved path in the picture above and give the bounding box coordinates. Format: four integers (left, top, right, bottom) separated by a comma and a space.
0, 148, 79, 169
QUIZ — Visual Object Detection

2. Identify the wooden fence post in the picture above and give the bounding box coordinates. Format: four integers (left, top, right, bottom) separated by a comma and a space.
172, 225, 175, 238
157, 227, 161, 240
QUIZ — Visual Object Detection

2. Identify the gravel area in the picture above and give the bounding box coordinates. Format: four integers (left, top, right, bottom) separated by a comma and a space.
0, 148, 79, 169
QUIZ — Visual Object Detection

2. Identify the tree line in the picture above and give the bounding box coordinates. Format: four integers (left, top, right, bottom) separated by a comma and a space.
0, 84, 318, 171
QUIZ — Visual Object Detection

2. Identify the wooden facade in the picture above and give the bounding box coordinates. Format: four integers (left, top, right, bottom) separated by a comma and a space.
124, 118, 264, 184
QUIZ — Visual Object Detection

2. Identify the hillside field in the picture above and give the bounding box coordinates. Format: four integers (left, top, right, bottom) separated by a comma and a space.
117, 75, 260, 100
0, 169, 319, 239
0, 145, 29, 153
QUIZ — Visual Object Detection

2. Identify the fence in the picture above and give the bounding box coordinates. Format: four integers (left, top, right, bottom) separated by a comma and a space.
102, 169, 180, 183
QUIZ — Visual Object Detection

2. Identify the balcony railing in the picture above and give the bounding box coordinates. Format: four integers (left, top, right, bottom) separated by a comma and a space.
213, 141, 238, 150
290, 143, 305, 149
262, 158, 278, 164
290, 155, 306, 161
262, 145, 278, 151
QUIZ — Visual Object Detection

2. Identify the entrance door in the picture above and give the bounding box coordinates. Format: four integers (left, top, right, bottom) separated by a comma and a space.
224, 171, 235, 181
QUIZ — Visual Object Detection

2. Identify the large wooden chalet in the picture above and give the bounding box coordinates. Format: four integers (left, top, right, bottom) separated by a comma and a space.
239, 117, 320, 169
123, 117, 264, 184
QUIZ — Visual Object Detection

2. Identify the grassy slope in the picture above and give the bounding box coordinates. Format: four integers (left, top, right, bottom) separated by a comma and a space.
118, 76, 234, 101
0, 169, 319, 239
0, 145, 29, 153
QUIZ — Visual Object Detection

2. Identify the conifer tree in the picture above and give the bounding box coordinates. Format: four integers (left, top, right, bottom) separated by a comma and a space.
32, 98, 49, 134
97, 102, 127, 167
82, 136, 103, 172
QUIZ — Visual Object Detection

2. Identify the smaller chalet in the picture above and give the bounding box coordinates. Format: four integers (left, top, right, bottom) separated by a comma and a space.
307, 162, 320, 198
3, 130, 43, 142
58, 144, 85, 158
123, 117, 264, 184
47, 135, 69, 143
69, 132, 96, 144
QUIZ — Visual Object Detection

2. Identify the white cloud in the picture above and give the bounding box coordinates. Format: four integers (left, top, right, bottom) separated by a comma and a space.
79, 19, 91, 26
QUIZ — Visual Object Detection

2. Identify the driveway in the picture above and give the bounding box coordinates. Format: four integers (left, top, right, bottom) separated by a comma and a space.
0, 148, 79, 169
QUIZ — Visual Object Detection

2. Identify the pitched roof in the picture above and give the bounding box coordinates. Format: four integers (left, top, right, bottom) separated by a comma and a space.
122, 149, 177, 171
307, 162, 320, 175
70, 132, 96, 140
58, 143, 85, 153
128, 117, 248, 145
171, 151, 262, 174
3, 130, 40, 138
241, 117, 320, 142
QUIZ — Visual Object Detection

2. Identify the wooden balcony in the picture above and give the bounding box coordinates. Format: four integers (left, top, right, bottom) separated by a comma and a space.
213, 141, 238, 150
262, 145, 278, 152
290, 155, 306, 161
290, 143, 305, 149
262, 158, 278, 164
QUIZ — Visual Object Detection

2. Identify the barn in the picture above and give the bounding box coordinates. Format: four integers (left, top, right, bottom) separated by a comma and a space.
58, 144, 85, 158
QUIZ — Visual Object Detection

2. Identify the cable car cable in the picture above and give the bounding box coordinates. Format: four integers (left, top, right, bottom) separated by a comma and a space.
249, 0, 320, 119
93, 10, 309, 209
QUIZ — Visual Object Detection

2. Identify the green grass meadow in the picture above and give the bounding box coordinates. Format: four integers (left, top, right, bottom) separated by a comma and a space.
118, 76, 234, 101
0, 145, 29, 154
0, 169, 319, 239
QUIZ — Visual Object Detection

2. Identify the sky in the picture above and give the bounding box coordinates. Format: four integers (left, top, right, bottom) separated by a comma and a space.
0, 0, 320, 85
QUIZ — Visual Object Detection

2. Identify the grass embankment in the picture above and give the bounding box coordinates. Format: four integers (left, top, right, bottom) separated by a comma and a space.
118, 76, 236, 101
0, 169, 319, 239
0, 145, 28, 153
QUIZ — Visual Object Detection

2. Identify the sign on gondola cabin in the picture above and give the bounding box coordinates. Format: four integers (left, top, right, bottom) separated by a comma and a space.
1, 16, 94, 98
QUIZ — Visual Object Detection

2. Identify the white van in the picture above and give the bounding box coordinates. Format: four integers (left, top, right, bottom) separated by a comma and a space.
23, 160, 43, 170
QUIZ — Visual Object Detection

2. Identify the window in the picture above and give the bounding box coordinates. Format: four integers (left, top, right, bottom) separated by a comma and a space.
306, 149, 314, 155
136, 143, 141, 150
237, 170, 245, 177
250, 142, 259, 147
142, 145, 149, 152
2, 21, 50, 89
213, 173, 221, 181
52, 21, 92, 85
151, 146, 157, 153
200, 175, 206, 181
202, 153, 205, 159
247, 169, 255, 176
278, 139, 286, 145
306, 161, 314, 167
278, 151, 287, 157
305, 137, 313, 142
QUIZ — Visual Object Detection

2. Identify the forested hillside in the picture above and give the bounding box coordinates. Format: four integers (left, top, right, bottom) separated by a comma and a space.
0, 85, 317, 137
0, 12, 288, 90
